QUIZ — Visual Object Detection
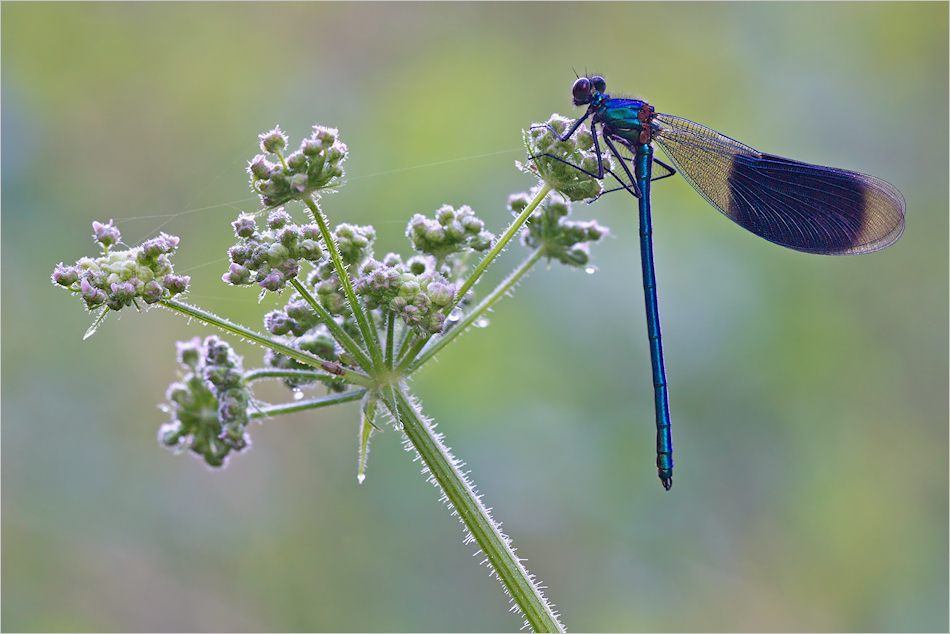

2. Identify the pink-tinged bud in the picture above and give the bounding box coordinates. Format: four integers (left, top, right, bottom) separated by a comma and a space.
259, 126, 288, 154
163, 275, 190, 295
232, 215, 258, 238
52, 263, 80, 287
258, 270, 283, 292
92, 220, 121, 249
223, 263, 251, 285
80, 278, 106, 306
248, 154, 273, 179
141, 280, 164, 304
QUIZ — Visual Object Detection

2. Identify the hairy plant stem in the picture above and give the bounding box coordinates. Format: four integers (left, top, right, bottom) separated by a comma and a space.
384, 382, 564, 633
394, 183, 553, 375
385, 312, 396, 370
303, 196, 386, 373
160, 298, 373, 388
166, 179, 565, 631
411, 247, 544, 371
250, 389, 366, 418
452, 182, 552, 307
289, 277, 373, 370
243, 368, 348, 383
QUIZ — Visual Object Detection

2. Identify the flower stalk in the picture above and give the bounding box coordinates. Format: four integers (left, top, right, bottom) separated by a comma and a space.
385, 382, 564, 632
160, 298, 374, 389
52, 117, 609, 631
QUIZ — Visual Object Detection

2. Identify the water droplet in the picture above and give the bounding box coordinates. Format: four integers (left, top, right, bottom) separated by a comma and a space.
448, 307, 463, 322
585, 266, 597, 275
293, 389, 304, 401
474, 317, 490, 328
357, 473, 366, 484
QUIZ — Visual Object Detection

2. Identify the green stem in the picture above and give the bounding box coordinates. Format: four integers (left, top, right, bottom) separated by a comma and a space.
385, 312, 396, 370
394, 318, 412, 359
160, 298, 373, 388
385, 383, 563, 633
452, 182, 551, 309
243, 368, 347, 384
250, 389, 365, 418
289, 278, 373, 370
411, 248, 544, 371
394, 185, 553, 375
395, 335, 428, 375
303, 197, 385, 373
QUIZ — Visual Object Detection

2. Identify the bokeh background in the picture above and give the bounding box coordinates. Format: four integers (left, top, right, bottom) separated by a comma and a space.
3, 3, 947, 632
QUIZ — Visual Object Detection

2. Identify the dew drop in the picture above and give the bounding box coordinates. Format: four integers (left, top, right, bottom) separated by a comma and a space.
474, 317, 490, 328
357, 473, 366, 484
447, 307, 463, 322
293, 389, 304, 401
585, 267, 597, 275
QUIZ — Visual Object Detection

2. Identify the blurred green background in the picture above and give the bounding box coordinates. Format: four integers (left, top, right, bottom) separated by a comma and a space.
3, 3, 947, 632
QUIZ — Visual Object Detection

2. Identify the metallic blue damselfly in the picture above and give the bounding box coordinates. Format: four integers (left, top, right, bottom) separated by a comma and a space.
537, 76, 905, 490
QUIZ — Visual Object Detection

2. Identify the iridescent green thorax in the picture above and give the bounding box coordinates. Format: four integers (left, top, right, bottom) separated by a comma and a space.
589, 94, 657, 145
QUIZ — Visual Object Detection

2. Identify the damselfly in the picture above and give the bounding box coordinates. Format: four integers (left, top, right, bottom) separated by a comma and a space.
536, 76, 905, 490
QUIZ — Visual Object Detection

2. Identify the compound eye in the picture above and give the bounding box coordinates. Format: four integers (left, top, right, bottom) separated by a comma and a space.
571, 77, 592, 104
591, 76, 607, 93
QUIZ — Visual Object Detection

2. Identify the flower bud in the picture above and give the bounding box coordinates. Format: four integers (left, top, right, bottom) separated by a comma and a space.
260, 126, 288, 154
290, 173, 308, 192
248, 155, 273, 180
267, 208, 292, 230
92, 220, 121, 249
52, 263, 80, 287
223, 263, 251, 285
259, 270, 283, 291
286, 151, 307, 170
232, 215, 258, 238
300, 137, 322, 156
264, 310, 296, 336
163, 274, 190, 295
141, 280, 164, 304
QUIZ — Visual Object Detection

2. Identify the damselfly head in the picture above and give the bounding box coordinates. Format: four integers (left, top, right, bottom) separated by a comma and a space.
571, 77, 592, 106
572, 76, 607, 107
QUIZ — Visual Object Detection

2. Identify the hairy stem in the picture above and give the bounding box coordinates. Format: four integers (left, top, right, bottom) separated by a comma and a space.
411, 247, 544, 371
289, 278, 373, 370
385, 382, 564, 633
160, 298, 373, 388
385, 312, 396, 370
304, 196, 386, 373
452, 182, 551, 308
394, 184, 553, 375
250, 389, 366, 418
243, 368, 348, 383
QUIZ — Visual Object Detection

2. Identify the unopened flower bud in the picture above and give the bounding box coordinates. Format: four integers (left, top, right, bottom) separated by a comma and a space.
260, 126, 288, 154
92, 220, 121, 249
232, 215, 258, 238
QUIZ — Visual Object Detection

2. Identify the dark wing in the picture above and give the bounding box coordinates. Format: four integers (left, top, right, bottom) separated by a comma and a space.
651, 113, 905, 255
